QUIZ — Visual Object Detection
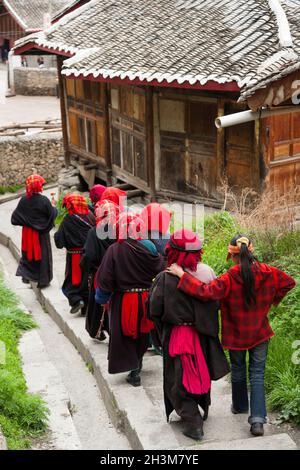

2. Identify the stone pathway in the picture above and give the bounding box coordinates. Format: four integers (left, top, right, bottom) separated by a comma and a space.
0, 190, 298, 450
0, 64, 60, 126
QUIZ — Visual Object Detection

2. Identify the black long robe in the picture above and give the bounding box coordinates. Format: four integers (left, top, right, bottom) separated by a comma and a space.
97, 239, 165, 374
11, 193, 57, 287
148, 271, 230, 427
54, 212, 95, 307
80, 226, 114, 337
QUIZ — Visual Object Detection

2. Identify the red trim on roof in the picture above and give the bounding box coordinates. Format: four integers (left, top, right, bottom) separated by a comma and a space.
65, 72, 240, 91
14, 43, 73, 57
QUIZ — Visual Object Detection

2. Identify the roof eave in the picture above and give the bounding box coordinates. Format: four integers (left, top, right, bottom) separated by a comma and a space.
13, 42, 73, 58
62, 70, 240, 92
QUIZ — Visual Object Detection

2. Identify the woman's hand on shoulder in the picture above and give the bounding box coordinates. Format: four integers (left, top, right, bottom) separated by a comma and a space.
165, 263, 185, 278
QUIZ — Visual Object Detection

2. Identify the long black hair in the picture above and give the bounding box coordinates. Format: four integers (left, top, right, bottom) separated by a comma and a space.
230, 234, 257, 310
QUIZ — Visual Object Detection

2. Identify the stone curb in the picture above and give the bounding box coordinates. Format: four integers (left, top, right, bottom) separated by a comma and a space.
0, 183, 58, 205
0, 229, 179, 450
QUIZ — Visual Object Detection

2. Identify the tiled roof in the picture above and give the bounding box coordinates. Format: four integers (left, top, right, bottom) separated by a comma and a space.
4, 0, 69, 31
52, 0, 87, 22
14, 0, 300, 90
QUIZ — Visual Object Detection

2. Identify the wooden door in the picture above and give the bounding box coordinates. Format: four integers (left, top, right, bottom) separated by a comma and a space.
263, 112, 300, 196
225, 103, 255, 189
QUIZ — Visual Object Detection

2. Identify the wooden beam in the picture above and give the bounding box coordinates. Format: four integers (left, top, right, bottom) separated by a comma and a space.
216, 99, 225, 182
104, 83, 113, 185
253, 119, 261, 191
146, 87, 156, 201
57, 56, 70, 166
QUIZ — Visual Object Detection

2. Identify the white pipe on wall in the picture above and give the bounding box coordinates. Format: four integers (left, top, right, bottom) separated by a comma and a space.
215, 106, 300, 128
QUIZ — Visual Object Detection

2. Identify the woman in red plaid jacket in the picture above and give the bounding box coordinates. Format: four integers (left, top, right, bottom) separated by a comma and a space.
166, 234, 296, 437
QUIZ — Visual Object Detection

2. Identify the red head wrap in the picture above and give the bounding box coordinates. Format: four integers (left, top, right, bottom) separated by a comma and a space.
62, 193, 89, 215
100, 187, 126, 210
166, 229, 203, 272
89, 184, 106, 204
26, 174, 46, 198
140, 203, 172, 236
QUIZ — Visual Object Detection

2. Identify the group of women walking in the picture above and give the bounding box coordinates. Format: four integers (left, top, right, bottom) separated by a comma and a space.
11, 174, 296, 442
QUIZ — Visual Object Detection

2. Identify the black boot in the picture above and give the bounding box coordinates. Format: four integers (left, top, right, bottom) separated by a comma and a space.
70, 300, 84, 314
126, 370, 141, 387
96, 331, 106, 342
250, 423, 264, 437
183, 425, 204, 441
231, 404, 249, 415
22, 277, 30, 284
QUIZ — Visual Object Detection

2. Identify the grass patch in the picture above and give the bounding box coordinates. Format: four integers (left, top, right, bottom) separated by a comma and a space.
0, 185, 23, 195
0, 278, 49, 449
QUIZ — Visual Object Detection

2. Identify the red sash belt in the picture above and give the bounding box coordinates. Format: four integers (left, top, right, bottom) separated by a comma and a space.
121, 290, 154, 339
169, 326, 211, 395
68, 248, 83, 286
21, 226, 41, 262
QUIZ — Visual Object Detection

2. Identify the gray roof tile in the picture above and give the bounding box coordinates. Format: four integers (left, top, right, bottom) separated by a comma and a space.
4, 0, 69, 31
14, 0, 300, 91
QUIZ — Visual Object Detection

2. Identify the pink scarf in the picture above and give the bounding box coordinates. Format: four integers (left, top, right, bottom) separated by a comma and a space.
169, 325, 211, 395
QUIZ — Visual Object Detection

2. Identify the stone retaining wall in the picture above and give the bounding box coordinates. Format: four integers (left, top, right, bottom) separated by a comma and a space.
0, 133, 64, 187
14, 67, 58, 96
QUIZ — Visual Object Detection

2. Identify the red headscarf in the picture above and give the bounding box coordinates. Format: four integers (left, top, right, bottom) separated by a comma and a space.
26, 174, 46, 198
140, 203, 172, 236
117, 212, 143, 243
100, 187, 126, 210
166, 229, 203, 272
89, 184, 106, 204
62, 193, 89, 216
94, 199, 120, 227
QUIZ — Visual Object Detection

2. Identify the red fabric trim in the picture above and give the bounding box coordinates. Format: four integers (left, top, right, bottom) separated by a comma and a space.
21, 226, 41, 262
121, 292, 154, 338
71, 253, 82, 286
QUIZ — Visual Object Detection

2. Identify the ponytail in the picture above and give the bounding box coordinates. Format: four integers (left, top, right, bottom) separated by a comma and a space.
229, 235, 257, 310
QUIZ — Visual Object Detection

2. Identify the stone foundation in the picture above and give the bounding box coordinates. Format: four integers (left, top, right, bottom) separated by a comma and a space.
0, 133, 64, 187
14, 67, 58, 96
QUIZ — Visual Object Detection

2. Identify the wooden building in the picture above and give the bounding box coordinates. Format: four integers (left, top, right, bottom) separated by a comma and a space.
0, 0, 77, 59
14, 0, 300, 205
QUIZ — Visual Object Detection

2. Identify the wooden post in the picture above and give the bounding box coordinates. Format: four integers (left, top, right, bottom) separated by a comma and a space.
56, 56, 70, 166
146, 87, 156, 200
254, 119, 261, 191
104, 83, 113, 185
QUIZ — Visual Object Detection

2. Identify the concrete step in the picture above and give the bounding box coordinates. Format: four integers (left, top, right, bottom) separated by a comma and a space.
180, 433, 297, 450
